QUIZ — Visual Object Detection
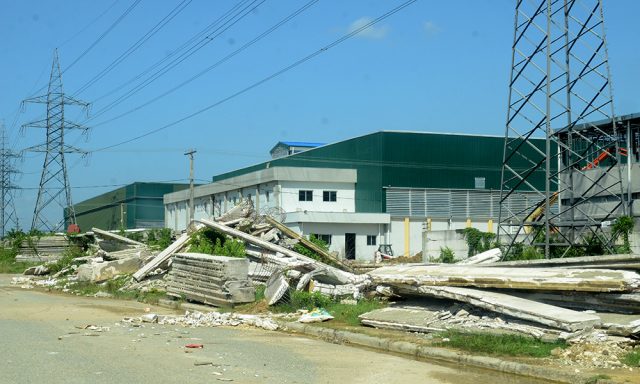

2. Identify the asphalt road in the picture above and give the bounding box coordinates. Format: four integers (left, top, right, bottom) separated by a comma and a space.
0, 275, 551, 384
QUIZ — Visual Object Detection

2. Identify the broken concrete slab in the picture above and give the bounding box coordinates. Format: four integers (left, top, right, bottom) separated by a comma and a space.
396, 285, 601, 332
484, 254, 640, 271
368, 264, 640, 292
504, 290, 640, 314
91, 227, 145, 247
76, 257, 142, 282
456, 248, 501, 265
23, 264, 50, 276
265, 270, 289, 306
166, 253, 255, 307
597, 313, 640, 337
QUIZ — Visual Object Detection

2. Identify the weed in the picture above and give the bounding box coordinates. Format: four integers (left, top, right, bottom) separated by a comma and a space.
0, 246, 39, 273
327, 299, 386, 326
254, 285, 266, 301
622, 349, 640, 367
438, 246, 456, 263
147, 228, 173, 249
187, 228, 245, 257
293, 235, 338, 266
48, 246, 84, 274
435, 331, 567, 358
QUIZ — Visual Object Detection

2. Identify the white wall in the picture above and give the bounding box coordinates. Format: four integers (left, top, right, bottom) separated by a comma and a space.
288, 222, 383, 261
280, 180, 355, 213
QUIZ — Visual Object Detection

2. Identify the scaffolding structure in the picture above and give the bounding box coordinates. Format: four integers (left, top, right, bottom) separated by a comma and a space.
498, 0, 626, 258
22, 49, 90, 232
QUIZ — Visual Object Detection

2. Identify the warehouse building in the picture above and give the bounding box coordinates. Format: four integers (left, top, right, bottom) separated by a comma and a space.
69, 182, 190, 231
164, 131, 545, 261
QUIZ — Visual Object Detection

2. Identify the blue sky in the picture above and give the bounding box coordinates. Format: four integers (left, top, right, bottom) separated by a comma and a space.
1, 0, 639, 229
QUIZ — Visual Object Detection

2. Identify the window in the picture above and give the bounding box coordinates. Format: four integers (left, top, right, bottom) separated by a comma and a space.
323, 190, 337, 202
312, 234, 332, 245
299, 190, 313, 201
265, 190, 270, 202
367, 235, 377, 246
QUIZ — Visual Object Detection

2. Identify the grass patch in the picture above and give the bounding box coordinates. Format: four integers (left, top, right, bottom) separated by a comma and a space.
435, 330, 567, 358
622, 349, 640, 367
0, 247, 39, 273
271, 290, 386, 326
584, 374, 611, 384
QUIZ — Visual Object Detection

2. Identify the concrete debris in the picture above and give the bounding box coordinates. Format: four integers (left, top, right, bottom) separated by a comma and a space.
166, 253, 255, 307
455, 248, 501, 265
396, 285, 601, 332
369, 264, 640, 292
126, 310, 280, 331
16, 235, 70, 259
91, 227, 146, 247
484, 253, 640, 271
215, 199, 254, 223
23, 264, 50, 276
133, 223, 203, 281
264, 270, 290, 306
76, 257, 142, 283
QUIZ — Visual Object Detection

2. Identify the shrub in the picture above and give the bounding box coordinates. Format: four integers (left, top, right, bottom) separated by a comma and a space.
438, 246, 456, 263
461, 228, 495, 256
187, 228, 245, 257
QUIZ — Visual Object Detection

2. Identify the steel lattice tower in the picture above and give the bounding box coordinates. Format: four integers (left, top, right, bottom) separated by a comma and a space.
22, 49, 89, 232
498, 0, 624, 258
0, 122, 19, 237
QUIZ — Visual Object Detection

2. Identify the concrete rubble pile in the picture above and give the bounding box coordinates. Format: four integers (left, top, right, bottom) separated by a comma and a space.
15, 234, 71, 262
123, 310, 284, 331
131, 201, 370, 307
364, 256, 640, 341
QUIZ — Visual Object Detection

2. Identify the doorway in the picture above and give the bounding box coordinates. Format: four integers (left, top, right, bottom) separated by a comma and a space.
345, 233, 356, 260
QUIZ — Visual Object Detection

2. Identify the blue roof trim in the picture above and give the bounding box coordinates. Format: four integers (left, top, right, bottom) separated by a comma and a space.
278, 141, 325, 147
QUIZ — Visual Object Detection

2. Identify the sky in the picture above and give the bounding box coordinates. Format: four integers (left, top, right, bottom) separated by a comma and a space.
1, 0, 639, 230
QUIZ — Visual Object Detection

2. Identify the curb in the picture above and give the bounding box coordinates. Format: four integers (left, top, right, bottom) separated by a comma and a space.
280, 322, 591, 384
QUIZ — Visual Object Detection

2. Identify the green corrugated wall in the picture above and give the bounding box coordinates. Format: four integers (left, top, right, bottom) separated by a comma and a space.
212, 131, 552, 214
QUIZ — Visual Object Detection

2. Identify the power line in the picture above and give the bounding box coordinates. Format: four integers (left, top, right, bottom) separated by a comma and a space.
90, 0, 418, 153
89, 0, 320, 128
83, 0, 265, 124
72, 0, 193, 97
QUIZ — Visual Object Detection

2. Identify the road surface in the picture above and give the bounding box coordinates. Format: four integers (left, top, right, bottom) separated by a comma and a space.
0, 275, 551, 384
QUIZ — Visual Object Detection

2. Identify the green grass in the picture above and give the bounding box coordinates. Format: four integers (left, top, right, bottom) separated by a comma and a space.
0, 247, 39, 273
622, 349, 640, 367
435, 330, 567, 358
584, 374, 611, 384
271, 290, 386, 326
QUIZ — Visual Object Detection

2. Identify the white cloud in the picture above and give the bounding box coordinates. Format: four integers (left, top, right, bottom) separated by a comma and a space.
348, 17, 389, 39
423, 20, 441, 36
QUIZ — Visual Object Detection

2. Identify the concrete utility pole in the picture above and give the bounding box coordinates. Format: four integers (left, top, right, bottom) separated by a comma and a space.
184, 149, 196, 224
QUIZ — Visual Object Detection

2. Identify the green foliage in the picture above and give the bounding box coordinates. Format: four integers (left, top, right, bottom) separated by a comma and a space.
584, 374, 611, 384
187, 228, 245, 257
438, 246, 456, 263
272, 290, 385, 326
294, 235, 328, 260
622, 349, 640, 367
146, 228, 173, 249
254, 285, 266, 301
125, 231, 144, 242
612, 215, 634, 253
48, 246, 84, 274
65, 275, 166, 304
461, 228, 496, 256
436, 331, 567, 358
583, 234, 605, 256
521, 246, 544, 260
0, 246, 39, 273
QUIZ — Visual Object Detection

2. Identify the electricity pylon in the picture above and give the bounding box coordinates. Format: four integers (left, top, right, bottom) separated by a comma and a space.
498, 0, 624, 258
0, 122, 19, 237
22, 49, 90, 232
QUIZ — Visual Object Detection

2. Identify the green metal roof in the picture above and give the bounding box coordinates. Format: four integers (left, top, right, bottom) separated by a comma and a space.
212, 131, 549, 213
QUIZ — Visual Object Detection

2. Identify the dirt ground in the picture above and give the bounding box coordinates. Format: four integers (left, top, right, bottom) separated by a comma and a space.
0, 274, 556, 384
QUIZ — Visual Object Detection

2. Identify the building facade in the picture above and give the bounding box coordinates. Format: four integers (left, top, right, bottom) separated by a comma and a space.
70, 182, 189, 231
165, 131, 546, 261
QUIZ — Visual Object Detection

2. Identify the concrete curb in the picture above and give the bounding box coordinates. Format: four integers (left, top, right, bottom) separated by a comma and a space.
281, 322, 592, 384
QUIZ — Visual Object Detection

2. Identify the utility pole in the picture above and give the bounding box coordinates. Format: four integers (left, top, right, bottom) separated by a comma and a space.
0, 122, 19, 238
22, 49, 90, 232
184, 149, 196, 224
